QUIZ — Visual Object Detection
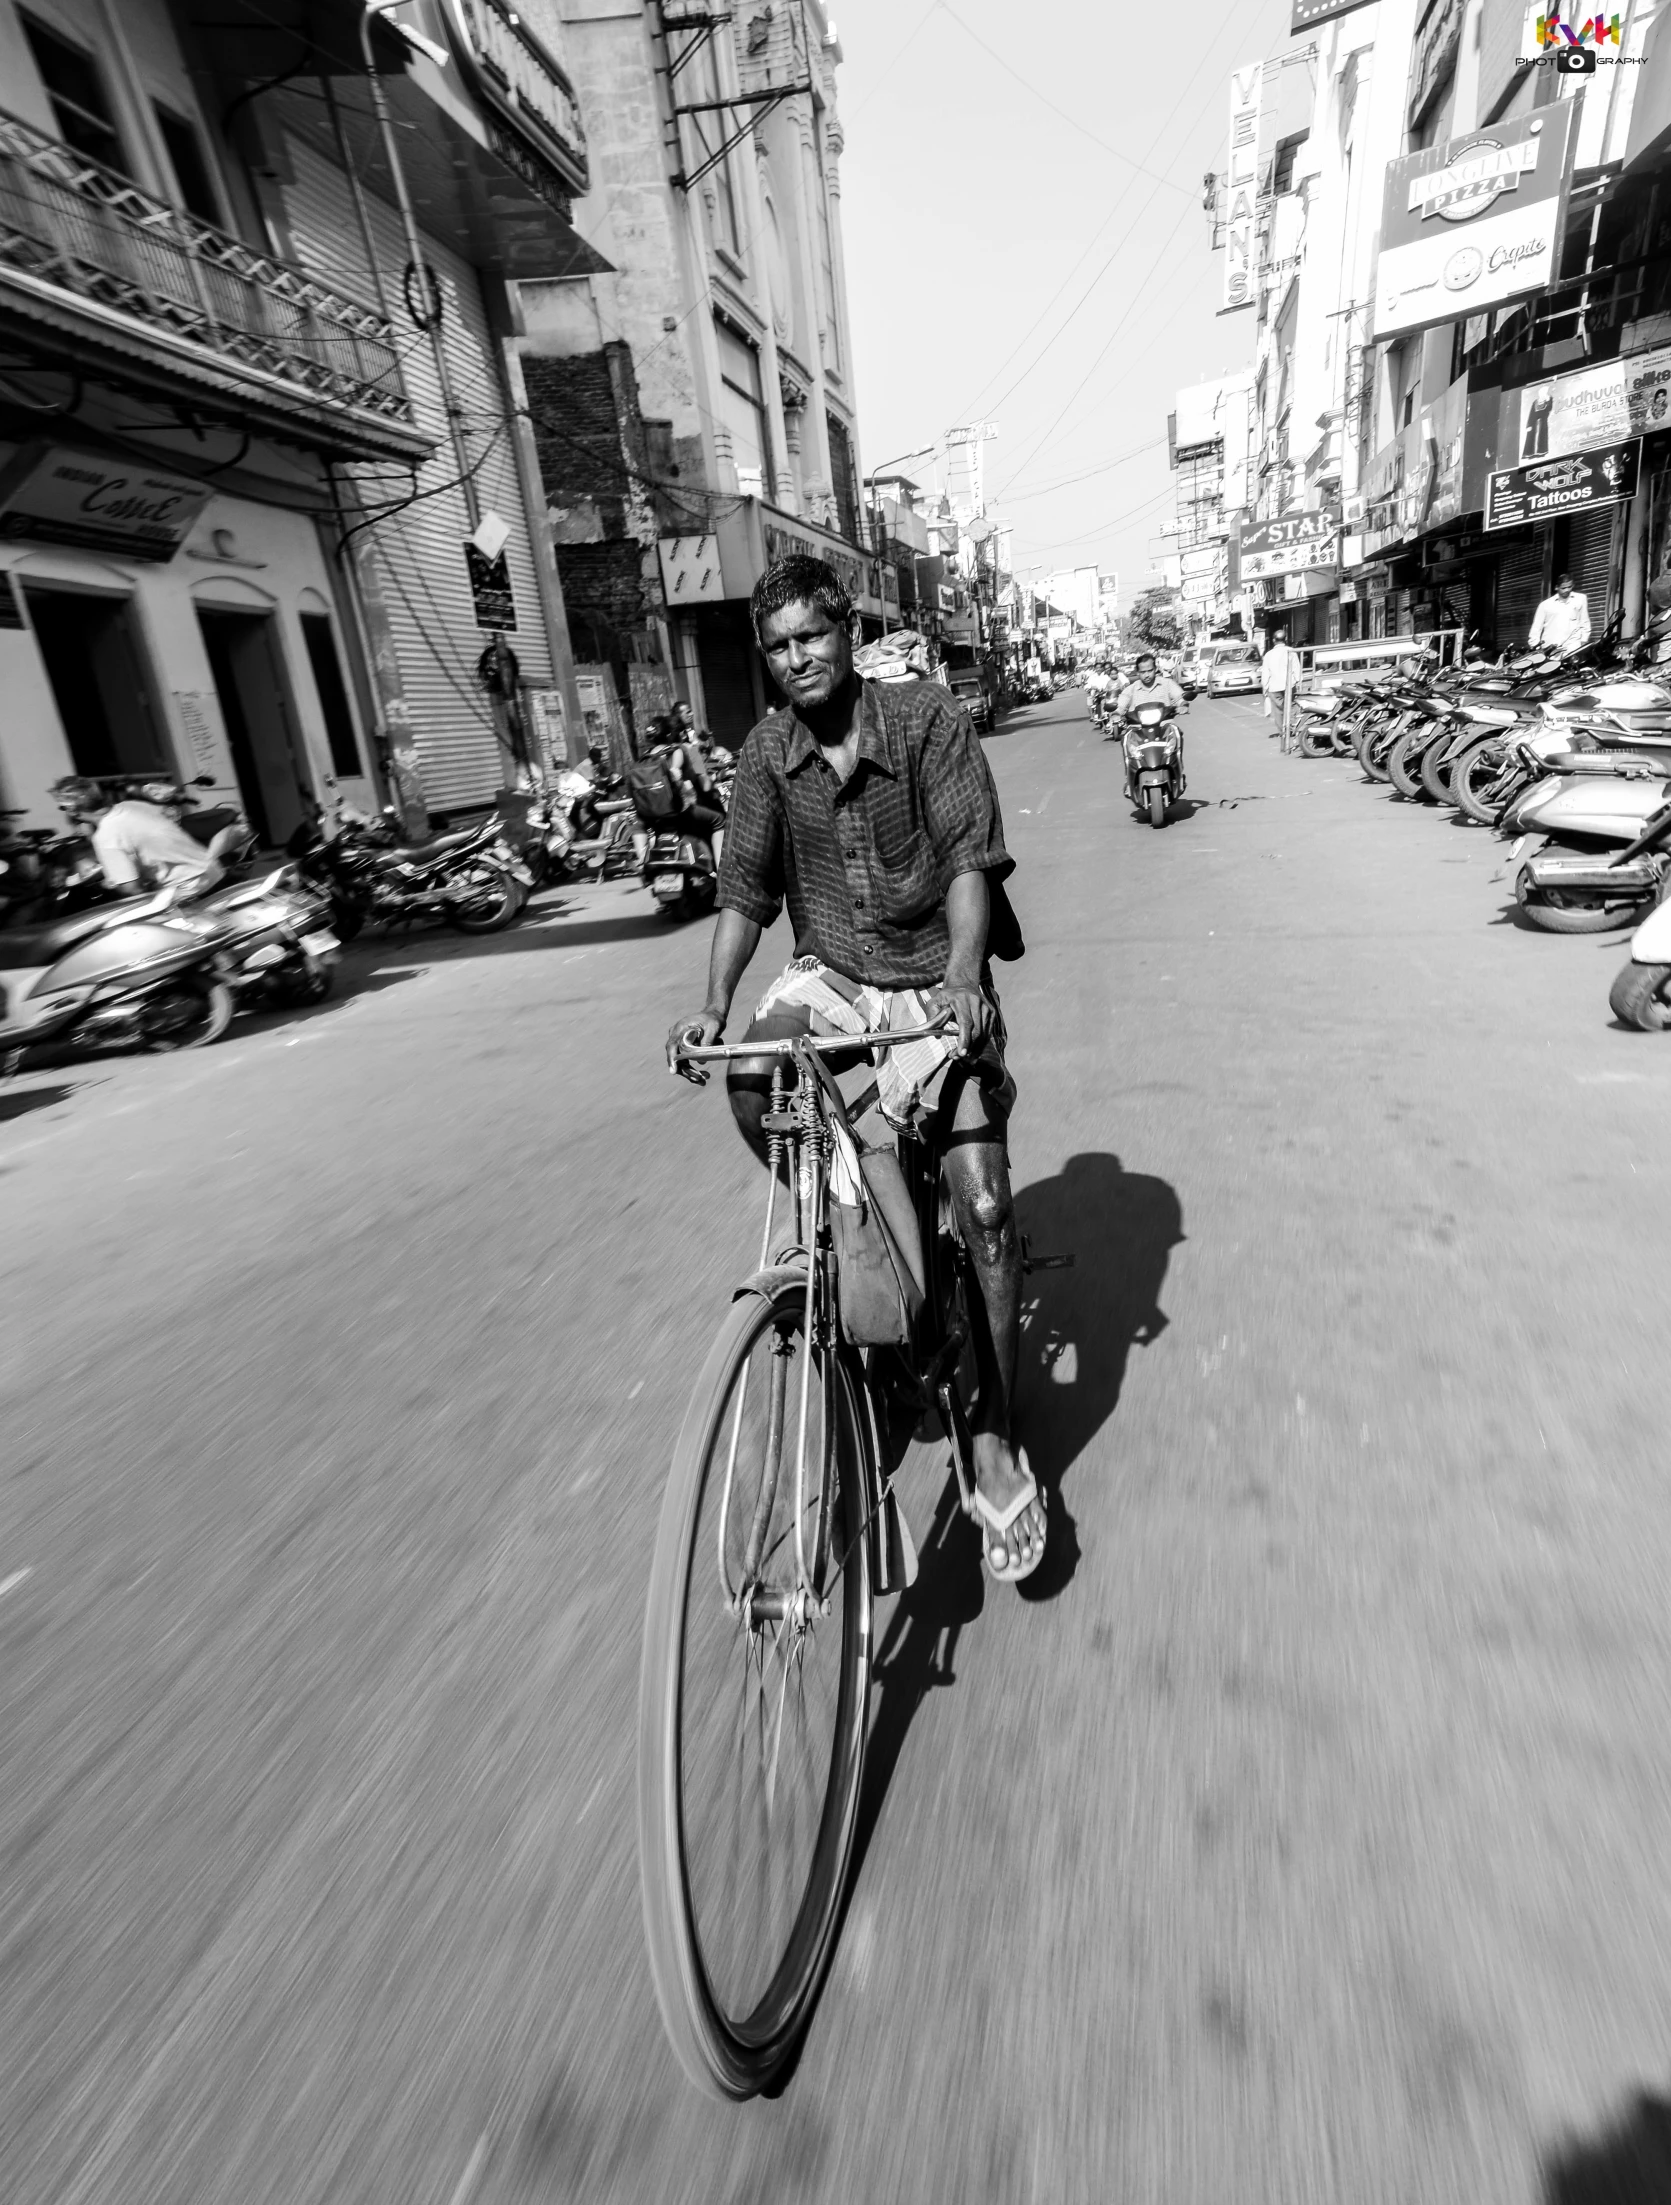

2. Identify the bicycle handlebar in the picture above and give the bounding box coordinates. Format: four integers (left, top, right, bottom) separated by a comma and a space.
673, 1016, 950, 1064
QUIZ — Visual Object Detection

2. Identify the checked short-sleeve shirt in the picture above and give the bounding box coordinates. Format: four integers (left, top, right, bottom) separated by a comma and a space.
718, 677, 1014, 988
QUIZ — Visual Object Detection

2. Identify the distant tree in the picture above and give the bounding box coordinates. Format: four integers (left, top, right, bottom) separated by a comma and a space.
1125, 587, 1183, 651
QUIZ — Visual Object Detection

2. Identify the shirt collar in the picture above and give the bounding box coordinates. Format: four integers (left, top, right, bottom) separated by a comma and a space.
782, 678, 896, 777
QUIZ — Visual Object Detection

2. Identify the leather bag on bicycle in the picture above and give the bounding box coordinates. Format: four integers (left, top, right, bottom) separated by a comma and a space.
807, 1054, 926, 1347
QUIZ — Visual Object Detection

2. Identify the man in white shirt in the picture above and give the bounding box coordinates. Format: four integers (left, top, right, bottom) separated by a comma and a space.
1528, 573, 1591, 654
54, 780, 221, 897
1261, 636, 1302, 747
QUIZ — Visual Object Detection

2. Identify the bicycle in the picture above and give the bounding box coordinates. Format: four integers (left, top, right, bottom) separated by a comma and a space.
638, 1019, 1065, 2099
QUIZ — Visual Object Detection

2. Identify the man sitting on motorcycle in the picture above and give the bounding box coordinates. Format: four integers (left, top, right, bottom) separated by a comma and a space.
53, 778, 223, 900
1112, 654, 1185, 791
628, 718, 727, 866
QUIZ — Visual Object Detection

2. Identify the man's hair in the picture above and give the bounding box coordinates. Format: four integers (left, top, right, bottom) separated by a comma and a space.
750, 553, 853, 640
1135, 650, 1157, 666
1557, 572, 1574, 586
51, 775, 104, 811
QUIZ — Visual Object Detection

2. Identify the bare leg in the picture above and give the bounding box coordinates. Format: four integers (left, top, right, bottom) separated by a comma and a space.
939, 1072, 1045, 1572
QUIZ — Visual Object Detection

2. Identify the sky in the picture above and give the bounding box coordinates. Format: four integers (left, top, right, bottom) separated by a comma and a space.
835, 0, 1302, 603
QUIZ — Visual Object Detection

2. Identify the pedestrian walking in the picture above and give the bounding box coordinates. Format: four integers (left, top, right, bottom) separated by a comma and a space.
1528, 572, 1591, 655
1261, 636, 1301, 750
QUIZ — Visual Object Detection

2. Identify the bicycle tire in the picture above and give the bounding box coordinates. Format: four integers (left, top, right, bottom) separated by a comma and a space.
639, 1272, 874, 2100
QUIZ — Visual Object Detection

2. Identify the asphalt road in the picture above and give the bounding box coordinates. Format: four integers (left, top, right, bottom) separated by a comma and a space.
5, 690, 1671, 2204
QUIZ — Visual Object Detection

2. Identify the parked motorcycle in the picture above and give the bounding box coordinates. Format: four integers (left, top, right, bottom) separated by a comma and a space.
294, 811, 528, 935
1121, 700, 1185, 828
0, 890, 234, 1063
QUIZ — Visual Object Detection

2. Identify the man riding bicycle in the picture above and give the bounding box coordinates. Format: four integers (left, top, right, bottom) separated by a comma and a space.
666, 553, 1045, 1581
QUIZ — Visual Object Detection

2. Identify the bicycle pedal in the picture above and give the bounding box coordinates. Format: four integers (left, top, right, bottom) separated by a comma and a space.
1023, 1251, 1075, 1273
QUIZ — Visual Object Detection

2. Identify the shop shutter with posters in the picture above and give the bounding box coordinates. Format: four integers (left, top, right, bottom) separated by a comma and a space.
280, 138, 552, 810
1493, 534, 1544, 655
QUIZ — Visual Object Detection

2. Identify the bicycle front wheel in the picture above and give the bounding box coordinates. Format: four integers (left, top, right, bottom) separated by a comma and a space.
638, 1271, 874, 2099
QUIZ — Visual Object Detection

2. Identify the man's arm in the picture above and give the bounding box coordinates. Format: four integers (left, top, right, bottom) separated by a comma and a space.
1529, 601, 1548, 647
665, 906, 763, 1077
1575, 597, 1592, 647
933, 870, 992, 1058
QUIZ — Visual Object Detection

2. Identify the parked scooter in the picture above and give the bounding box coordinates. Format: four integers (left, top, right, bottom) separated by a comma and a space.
1121, 699, 1185, 828
1502, 773, 1671, 932
198, 863, 341, 1009
642, 826, 720, 920
0, 890, 234, 1063
1609, 880, 1671, 1028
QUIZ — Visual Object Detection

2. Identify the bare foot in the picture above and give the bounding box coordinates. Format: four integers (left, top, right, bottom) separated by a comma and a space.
971, 1432, 1046, 1573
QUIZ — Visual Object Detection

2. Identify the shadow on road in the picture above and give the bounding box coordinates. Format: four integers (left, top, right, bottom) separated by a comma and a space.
363, 906, 672, 963
0, 1079, 78, 1123
1542, 2089, 1671, 2202
829, 1151, 1182, 2039
1013, 1151, 1182, 1600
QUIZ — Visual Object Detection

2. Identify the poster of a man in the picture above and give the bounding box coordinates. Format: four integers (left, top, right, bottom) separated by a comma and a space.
1522, 384, 1554, 460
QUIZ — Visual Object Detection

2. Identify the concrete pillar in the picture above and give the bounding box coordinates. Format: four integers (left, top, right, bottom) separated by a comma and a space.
1622, 481, 1650, 637
500, 342, 591, 765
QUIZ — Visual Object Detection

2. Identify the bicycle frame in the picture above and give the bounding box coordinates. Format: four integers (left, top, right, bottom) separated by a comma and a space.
676, 1023, 966, 1608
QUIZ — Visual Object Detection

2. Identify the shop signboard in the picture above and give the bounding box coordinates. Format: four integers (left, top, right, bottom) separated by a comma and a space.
1220, 63, 1262, 315
1181, 575, 1217, 602
1239, 511, 1340, 579
0, 443, 210, 560
658, 534, 724, 605
762, 514, 866, 608
1486, 438, 1641, 529
1494, 344, 1671, 468
1375, 105, 1577, 342
1291, 0, 1371, 24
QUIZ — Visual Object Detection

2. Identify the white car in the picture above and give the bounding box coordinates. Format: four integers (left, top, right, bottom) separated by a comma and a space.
1201, 643, 1262, 696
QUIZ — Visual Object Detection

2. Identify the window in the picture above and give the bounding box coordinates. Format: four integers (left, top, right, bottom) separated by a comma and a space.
716, 322, 774, 501
20, 14, 126, 173
300, 613, 363, 778
826, 411, 859, 544
155, 107, 220, 225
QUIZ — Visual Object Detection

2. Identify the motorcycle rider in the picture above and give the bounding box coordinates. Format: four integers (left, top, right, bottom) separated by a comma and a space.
1112, 653, 1186, 794
52, 777, 224, 899
629, 716, 727, 867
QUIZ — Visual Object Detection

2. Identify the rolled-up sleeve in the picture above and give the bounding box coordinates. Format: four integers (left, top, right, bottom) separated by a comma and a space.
716, 730, 784, 926
918, 695, 1012, 893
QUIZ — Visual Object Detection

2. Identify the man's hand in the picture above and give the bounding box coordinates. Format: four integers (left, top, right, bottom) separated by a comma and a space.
928, 979, 990, 1059
667, 1008, 724, 1083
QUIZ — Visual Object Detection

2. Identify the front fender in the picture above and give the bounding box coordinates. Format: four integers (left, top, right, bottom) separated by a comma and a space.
730, 1261, 810, 1308
1631, 894, 1671, 962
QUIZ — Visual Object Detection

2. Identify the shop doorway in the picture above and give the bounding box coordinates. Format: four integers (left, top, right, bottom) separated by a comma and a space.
22, 586, 169, 779
196, 608, 312, 847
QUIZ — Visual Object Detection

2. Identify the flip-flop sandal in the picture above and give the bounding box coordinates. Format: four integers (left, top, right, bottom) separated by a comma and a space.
970, 1449, 1046, 1584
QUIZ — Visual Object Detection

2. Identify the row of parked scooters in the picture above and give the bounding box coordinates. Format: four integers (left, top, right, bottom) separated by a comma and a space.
1287, 611, 1671, 1029
0, 781, 536, 1068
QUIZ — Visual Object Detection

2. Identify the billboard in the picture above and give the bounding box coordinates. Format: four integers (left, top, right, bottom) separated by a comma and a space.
1485, 438, 1641, 530
1502, 344, 1671, 465
1221, 64, 1262, 315
1374, 105, 1577, 342
1239, 512, 1339, 579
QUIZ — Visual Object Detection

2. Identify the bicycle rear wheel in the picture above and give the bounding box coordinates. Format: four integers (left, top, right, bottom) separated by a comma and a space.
639, 1271, 874, 2099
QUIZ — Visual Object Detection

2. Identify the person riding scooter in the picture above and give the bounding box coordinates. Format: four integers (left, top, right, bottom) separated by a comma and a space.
1113, 654, 1186, 795
52, 777, 226, 900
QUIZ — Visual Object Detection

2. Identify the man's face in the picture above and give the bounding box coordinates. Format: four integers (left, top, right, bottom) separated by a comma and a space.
1137, 658, 1158, 683
758, 600, 853, 711
1557, 579, 1573, 598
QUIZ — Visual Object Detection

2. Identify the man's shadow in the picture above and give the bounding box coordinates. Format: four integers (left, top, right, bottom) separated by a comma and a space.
851, 1153, 1181, 1870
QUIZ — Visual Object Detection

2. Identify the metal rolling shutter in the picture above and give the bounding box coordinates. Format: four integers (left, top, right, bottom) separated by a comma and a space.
1493, 535, 1543, 654
1565, 507, 1617, 628
281, 140, 552, 810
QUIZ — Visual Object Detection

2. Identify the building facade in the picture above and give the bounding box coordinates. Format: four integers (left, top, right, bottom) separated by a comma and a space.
1200, 0, 1671, 659
0, 0, 611, 835
515, 0, 869, 752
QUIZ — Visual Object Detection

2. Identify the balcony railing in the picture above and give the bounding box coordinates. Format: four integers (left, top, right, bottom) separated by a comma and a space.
0, 106, 415, 435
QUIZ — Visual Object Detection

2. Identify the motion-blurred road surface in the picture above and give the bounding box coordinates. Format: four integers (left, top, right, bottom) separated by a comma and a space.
3, 691, 1670, 2202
